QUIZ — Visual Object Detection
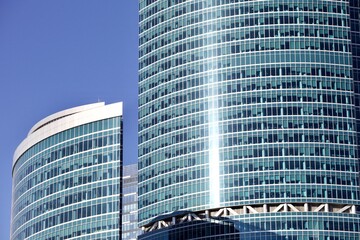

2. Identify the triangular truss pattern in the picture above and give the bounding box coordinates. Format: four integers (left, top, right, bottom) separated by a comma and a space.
142, 203, 356, 233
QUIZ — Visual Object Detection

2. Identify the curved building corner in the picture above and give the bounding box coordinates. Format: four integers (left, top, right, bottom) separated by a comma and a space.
11, 102, 123, 240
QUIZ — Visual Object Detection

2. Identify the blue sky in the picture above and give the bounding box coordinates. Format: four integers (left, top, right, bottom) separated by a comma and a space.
0, 1, 138, 238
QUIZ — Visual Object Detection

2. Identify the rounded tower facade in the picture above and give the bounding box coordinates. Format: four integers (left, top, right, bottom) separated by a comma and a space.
11, 102, 123, 240
138, 0, 360, 238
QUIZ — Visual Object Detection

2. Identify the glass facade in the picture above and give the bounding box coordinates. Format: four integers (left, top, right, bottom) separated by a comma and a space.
11, 103, 123, 240
350, 1, 360, 153
139, 211, 360, 240
122, 164, 141, 240
139, 211, 240, 240
138, 0, 360, 238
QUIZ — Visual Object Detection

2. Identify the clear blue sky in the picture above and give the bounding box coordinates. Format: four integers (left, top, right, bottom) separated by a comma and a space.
0, 1, 138, 238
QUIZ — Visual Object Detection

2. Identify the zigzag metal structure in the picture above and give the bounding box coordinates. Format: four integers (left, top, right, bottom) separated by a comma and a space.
142, 203, 357, 233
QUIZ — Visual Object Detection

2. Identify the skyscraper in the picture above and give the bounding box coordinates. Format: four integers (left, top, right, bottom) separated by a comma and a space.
138, 1, 360, 239
122, 164, 141, 240
11, 102, 123, 240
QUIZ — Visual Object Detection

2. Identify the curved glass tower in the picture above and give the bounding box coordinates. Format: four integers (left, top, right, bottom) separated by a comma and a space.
11, 102, 123, 240
138, 0, 360, 239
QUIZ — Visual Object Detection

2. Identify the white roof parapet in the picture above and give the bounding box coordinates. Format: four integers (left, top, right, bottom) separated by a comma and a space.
13, 102, 123, 167
28, 102, 105, 136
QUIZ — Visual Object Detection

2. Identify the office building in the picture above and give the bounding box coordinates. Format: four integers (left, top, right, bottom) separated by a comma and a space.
122, 164, 141, 240
138, 1, 360, 239
11, 102, 123, 240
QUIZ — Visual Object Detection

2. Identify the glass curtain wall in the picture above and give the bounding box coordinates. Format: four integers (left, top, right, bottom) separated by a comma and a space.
138, 1, 360, 239
11, 104, 123, 240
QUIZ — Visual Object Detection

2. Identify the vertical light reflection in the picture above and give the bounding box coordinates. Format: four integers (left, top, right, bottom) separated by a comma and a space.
207, 26, 220, 207
208, 92, 220, 207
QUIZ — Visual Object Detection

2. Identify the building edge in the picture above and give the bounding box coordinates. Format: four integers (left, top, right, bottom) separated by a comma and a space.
12, 102, 123, 170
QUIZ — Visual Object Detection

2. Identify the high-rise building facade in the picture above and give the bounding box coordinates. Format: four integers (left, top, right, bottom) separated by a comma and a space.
11, 102, 123, 240
138, 1, 360, 239
122, 164, 141, 240
350, 1, 360, 152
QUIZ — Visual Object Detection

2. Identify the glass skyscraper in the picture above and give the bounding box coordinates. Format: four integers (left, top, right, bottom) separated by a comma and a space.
138, 1, 360, 239
122, 164, 141, 240
11, 102, 123, 240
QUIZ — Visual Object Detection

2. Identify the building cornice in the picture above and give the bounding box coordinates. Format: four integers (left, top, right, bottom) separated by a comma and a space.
13, 102, 123, 168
